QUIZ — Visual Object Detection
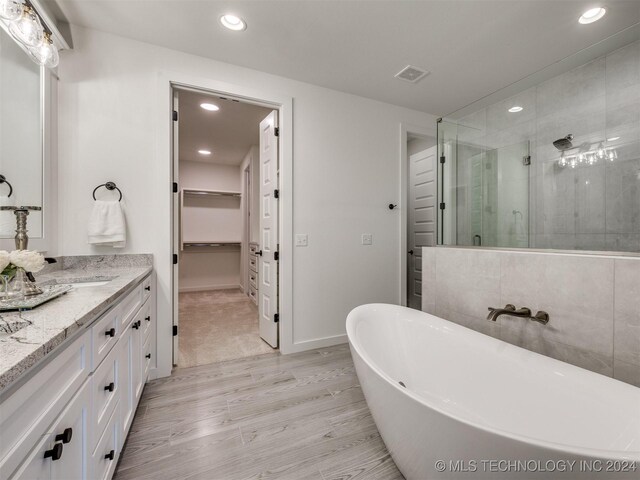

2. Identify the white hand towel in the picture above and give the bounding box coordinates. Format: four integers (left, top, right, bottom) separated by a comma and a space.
0, 196, 16, 237
88, 200, 126, 248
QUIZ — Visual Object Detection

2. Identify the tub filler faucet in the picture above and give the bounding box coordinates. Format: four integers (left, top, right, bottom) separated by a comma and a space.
487, 304, 549, 324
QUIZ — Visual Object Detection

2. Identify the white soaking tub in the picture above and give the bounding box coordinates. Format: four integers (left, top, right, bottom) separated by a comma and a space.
346, 304, 640, 479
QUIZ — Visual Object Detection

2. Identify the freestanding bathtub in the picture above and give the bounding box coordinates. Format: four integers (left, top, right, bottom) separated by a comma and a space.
347, 304, 640, 479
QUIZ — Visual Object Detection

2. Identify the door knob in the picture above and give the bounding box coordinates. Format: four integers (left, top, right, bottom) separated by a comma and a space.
104, 382, 115, 392
257, 250, 263, 256
408, 250, 414, 255
105, 449, 115, 461
146, 353, 151, 359
105, 328, 115, 337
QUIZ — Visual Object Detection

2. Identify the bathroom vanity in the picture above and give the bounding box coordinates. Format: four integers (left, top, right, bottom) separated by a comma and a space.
0, 255, 155, 480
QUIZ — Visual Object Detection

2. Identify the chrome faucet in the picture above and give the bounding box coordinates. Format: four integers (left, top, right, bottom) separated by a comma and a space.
487, 304, 549, 324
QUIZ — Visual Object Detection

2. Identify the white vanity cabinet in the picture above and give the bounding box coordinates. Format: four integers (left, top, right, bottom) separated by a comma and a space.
0, 272, 156, 480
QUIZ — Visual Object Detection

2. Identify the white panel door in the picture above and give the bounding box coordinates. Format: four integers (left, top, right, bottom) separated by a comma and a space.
408, 146, 437, 310
171, 89, 179, 364
258, 111, 279, 348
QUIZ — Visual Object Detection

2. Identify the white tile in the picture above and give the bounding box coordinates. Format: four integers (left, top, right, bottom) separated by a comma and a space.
613, 258, 640, 366
500, 252, 614, 357
434, 248, 501, 318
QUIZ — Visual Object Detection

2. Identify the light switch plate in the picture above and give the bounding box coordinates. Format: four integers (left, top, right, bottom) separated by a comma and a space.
362, 234, 373, 245
295, 234, 308, 247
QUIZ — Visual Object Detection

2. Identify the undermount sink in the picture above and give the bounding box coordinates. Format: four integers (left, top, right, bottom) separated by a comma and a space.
40, 276, 117, 289
66, 280, 111, 288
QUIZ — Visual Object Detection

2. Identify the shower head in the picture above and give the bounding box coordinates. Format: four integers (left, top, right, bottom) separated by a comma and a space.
553, 134, 574, 151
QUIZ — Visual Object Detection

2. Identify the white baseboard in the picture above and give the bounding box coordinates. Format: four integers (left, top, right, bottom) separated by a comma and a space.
283, 334, 348, 354
179, 283, 241, 293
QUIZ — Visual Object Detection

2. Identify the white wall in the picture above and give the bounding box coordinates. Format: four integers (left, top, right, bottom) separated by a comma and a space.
57, 25, 436, 377
179, 161, 242, 292
179, 161, 240, 192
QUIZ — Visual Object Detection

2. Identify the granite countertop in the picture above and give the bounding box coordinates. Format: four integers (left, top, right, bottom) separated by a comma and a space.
0, 255, 152, 394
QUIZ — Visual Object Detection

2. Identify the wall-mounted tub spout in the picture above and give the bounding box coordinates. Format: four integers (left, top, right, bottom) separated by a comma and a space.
487, 304, 549, 324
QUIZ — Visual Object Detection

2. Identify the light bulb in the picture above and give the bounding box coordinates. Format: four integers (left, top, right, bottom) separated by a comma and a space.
28, 33, 59, 68
597, 143, 605, 159
0, 0, 23, 20
578, 153, 585, 163
9, 5, 43, 47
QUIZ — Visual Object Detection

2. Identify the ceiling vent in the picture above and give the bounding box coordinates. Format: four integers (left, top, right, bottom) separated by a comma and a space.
395, 65, 430, 84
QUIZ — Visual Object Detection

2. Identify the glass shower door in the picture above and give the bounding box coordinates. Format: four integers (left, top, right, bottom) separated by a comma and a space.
468, 141, 530, 248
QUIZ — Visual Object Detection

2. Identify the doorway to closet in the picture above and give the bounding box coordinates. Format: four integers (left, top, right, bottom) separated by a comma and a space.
172, 86, 280, 368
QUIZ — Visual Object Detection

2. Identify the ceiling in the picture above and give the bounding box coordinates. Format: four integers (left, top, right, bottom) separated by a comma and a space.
51, 1, 640, 116
178, 90, 272, 165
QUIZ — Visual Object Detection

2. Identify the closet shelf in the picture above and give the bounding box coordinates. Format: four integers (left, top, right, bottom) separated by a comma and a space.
183, 189, 241, 198
183, 242, 241, 248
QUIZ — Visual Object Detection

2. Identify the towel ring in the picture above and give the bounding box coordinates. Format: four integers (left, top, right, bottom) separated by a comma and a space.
0, 175, 13, 197
92, 181, 122, 201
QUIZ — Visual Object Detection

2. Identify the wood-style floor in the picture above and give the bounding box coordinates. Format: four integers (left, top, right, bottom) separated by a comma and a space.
114, 344, 404, 480
178, 290, 275, 368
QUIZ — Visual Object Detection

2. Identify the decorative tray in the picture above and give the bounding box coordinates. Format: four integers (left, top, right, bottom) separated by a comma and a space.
0, 285, 73, 312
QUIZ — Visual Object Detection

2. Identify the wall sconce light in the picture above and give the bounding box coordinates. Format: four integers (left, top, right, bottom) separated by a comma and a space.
0, 0, 59, 68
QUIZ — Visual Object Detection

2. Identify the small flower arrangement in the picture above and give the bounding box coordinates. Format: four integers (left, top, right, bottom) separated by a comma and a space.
0, 250, 46, 277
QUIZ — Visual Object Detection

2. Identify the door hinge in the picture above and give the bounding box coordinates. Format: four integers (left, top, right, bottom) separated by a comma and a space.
274, 189, 279, 199
439, 202, 446, 210
274, 127, 279, 137
274, 251, 279, 261
523, 155, 531, 166
173, 325, 178, 336
173, 254, 178, 265
274, 313, 279, 323
173, 182, 178, 193
172, 110, 178, 121
440, 155, 446, 164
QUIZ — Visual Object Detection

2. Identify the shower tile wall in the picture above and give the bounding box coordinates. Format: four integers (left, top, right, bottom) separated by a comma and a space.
455, 40, 640, 252
422, 247, 640, 387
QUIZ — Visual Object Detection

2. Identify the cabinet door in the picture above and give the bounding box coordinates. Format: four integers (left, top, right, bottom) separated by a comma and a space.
50, 382, 90, 480
118, 325, 134, 443
131, 312, 144, 405
10, 433, 52, 480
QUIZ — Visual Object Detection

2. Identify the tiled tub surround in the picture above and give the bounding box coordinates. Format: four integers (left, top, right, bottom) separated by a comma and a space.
451, 40, 640, 252
422, 247, 640, 387
0, 255, 152, 392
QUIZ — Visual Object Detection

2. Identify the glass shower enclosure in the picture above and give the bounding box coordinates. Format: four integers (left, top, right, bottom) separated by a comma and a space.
437, 119, 530, 248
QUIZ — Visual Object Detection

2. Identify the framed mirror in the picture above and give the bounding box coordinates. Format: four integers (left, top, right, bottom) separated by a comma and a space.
0, 25, 44, 240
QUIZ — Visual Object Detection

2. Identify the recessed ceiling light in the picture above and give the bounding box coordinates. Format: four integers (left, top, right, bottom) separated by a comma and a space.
579, 7, 606, 24
607, 136, 620, 141
508, 106, 523, 113
200, 103, 219, 111
219, 14, 246, 31
198, 149, 212, 155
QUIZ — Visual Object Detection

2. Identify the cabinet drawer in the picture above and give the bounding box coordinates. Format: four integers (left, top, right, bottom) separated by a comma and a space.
91, 306, 119, 370
141, 300, 152, 343
90, 343, 119, 452
249, 255, 258, 273
141, 275, 153, 304
119, 285, 142, 330
249, 271, 258, 289
248, 285, 257, 304
0, 332, 90, 477
142, 335, 151, 384
91, 401, 119, 480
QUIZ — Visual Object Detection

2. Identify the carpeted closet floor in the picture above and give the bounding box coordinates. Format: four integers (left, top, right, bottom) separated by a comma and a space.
178, 289, 275, 368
